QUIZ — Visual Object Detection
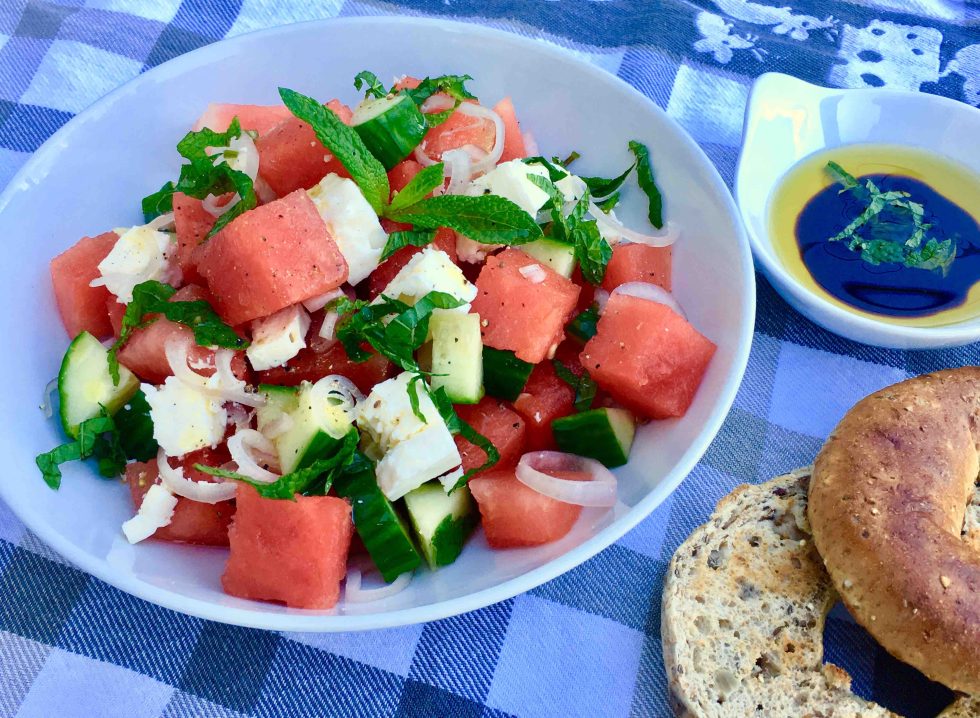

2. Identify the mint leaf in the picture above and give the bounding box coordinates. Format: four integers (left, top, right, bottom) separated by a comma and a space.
523, 156, 568, 182
381, 230, 437, 261
629, 140, 664, 228
279, 87, 389, 214
114, 390, 157, 462
407, 373, 428, 423
567, 303, 600, 343
354, 70, 387, 99
404, 75, 477, 127
429, 386, 499, 488
386, 195, 543, 245
177, 117, 244, 161
387, 163, 445, 214
108, 280, 246, 384
36, 414, 118, 489
596, 192, 620, 213
581, 162, 635, 199
826, 160, 861, 193
560, 150, 581, 167
142, 181, 175, 223
553, 360, 597, 412
195, 431, 359, 500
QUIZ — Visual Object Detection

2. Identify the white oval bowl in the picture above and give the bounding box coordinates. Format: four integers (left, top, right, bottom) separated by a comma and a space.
0, 17, 754, 631
737, 72, 980, 349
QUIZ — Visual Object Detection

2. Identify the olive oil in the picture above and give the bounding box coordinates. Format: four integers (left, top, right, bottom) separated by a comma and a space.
768, 144, 980, 327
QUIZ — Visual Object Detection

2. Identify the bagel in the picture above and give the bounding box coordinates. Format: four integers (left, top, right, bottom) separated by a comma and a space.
810, 368, 980, 694
662, 469, 975, 717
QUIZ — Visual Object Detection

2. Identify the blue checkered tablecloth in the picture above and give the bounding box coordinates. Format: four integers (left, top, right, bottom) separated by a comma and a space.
1, 1, 978, 716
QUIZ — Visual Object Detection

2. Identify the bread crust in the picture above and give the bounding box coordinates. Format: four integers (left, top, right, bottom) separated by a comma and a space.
810, 368, 980, 694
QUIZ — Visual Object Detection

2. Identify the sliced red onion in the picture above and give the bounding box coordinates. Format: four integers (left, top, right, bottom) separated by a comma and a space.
202, 192, 239, 218
420, 94, 455, 113
157, 449, 237, 503
225, 131, 260, 182
227, 429, 280, 484
589, 200, 679, 247
345, 567, 413, 603
165, 337, 265, 408
146, 212, 175, 232
40, 377, 57, 418
611, 282, 685, 318
515, 451, 618, 507
226, 403, 255, 432
309, 375, 364, 418
523, 130, 539, 156
261, 412, 294, 440
254, 176, 278, 205
442, 148, 473, 195
519, 263, 547, 284
318, 312, 340, 343
302, 288, 346, 313
457, 103, 504, 174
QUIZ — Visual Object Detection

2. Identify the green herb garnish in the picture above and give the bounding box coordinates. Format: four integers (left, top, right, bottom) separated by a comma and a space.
552, 360, 597, 413
567, 303, 600, 343
142, 181, 176, 223
386, 194, 543, 245
522, 156, 568, 182
825, 161, 954, 273
628, 140, 664, 229
107, 279, 246, 385
280, 87, 390, 214
354, 70, 387, 99
403, 74, 476, 127
114, 390, 158, 462
429, 386, 500, 489
36, 414, 118, 489
387, 162, 445, 214
580, 163, 636, 200
380, 230, 438, 261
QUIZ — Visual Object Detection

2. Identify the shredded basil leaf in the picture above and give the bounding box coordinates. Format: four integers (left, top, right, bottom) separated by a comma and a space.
35, 414, 118, 489
354, 70, 387, 99
552, 360, 597, 413
380, 230, 437, 261
279, 87, 390, 214
385, 194, 543, 245
387, 162, 445, 214
114, 390, 158, 462
580, 163, 635, 200
107, 279, 246, 385
628, 140, 665, 229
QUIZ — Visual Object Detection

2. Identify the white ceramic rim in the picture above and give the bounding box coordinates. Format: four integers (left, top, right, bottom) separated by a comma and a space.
0, 16, 755, 631
736, 72, 980, 349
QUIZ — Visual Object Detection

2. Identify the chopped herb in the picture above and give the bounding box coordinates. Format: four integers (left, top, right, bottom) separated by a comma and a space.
561, 150, 581, 167
386, 162, 445, 214
35, 414, 117, 489
629, 140, 664, 228
279, 87, 390, 214
107, 279, 246, 385
522, 156, 568, 182
385, 194, 543, 245
402, 74, 476, 128
141, 181, 175, 223
354, 70, 387, 99
553, 360, 597, 413
567, 303, 600, 343
114, 390, 158, 462
596, 192, 620, 213
580, 162, 635, 199
380, 229, 438, 261
195, 431, 360, 500
825, 161, 955, 273
407, 373, 428, 423
429, 386, 499, 488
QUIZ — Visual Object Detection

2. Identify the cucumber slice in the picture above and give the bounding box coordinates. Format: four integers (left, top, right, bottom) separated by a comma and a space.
552, 407, 636, 468
335, 459, 422, 582
482, 347, 533, 402
403, 481, 477, 569
522, 239, 576, 278
353, 93, 428, 170
256, 383, 299, 433
567, 303, 600, 343
58, 331, 139, 438
272, 379, 354, 473
430, 312, 483, 404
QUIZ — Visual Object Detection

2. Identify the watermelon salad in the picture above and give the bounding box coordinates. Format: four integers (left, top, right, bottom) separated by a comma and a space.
36, 71, 716, 609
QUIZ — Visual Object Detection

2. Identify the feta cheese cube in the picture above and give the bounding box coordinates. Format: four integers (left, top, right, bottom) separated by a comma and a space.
122, 483, 177, 544
356, 372, 462, 500
308, 174, 387, 285
93, 224, 175, 303
246, 304, 311, 371
143, 378, 227, 457
377, 246, 476, 310
468, 159, 551, 216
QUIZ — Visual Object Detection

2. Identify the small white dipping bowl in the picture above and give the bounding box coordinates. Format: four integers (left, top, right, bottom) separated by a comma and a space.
0, 17, 754, 631
736, 72, 980, 349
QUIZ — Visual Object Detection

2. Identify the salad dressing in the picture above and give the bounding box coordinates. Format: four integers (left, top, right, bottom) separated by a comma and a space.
768, 144, 980, 327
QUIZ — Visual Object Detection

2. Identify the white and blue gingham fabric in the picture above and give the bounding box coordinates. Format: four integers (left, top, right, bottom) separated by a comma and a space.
1, 2, 978, 716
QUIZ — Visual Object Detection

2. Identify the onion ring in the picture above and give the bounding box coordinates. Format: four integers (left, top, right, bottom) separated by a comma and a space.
515, 451, 618, 507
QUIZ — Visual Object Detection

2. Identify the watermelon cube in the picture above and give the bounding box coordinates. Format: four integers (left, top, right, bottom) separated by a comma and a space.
601, 242, 672, 292
117, 284, 248, 384
222, 484, 353, 609
368, 224, 457, 297
581, 294, 716, 419
254, 334, 394, 394
172, 192, 216, 282
419, 103, 496, 162
106, 298, 125, 339
469, 470, 583, 548
193, 103, 295, 136
125, 450, 235, 546
193, 189, 348, 325
493, 97, 526, 163
50, 231, 119, 339
455, 398, 526, 474
471, 248, 580, 364
255, 99, 353, 197
512, 361, 575, 450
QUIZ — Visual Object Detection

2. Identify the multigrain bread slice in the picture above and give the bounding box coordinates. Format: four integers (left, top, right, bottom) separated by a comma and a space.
662, 468, 978, 717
